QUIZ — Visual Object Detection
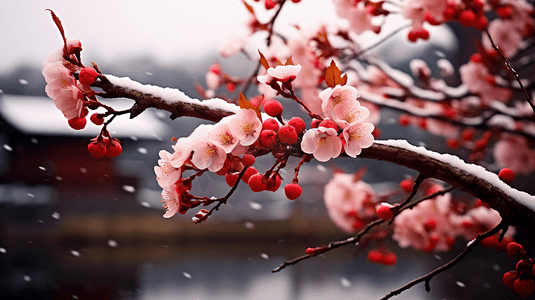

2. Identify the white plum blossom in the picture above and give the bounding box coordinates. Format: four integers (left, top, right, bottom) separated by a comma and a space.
343, 122, 375, 157
301, 127, 342, 162
319, 85, 360, 118
228, 109, 262, 146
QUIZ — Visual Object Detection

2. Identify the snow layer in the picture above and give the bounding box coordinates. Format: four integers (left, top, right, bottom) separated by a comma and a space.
106, 75, 241, 114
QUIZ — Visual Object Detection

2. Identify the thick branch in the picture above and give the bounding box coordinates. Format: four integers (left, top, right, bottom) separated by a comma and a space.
92, 75, 535, 235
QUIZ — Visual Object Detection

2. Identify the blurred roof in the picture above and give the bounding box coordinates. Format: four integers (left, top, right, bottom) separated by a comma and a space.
0, 94, 168, 139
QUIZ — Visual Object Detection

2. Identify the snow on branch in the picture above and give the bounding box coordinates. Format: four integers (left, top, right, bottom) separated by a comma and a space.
93, 74, 535, 235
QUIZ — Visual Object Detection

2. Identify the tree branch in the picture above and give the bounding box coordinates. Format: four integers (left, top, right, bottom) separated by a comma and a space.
91, 75, 535, 235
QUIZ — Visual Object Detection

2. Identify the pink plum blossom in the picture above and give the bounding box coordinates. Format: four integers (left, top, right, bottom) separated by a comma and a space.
257, 64, 302, 84
319, 85, 360, 118
161, 186, 181, 218
393, 192, 458, 252
493, 134, 535, 175
483, 19, 523, 58
343, 122, 375, 157
228, 109, 262, 146
331, 98, 370, 129
52, 85, 85, 120
154, 150, 182, 189
170, 137, 195, 168
208, 121, 240, 153
347, 2, 376, 35
191, 140, 227, 172
324, 172, 378, 233
301, 127, 342, 162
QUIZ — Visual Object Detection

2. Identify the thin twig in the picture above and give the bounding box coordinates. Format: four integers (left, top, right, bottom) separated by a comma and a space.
484, 29, 535, 114
380, 220, 506, 300
271, 186, 455, 273
241, 0, 287, 96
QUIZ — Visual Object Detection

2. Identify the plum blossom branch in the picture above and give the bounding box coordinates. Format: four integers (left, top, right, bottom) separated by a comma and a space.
271, 186, 455, 273
89, 75, 535, 235
484, 29, 535, 115
380, 220, 506, 300
241, 0, 288, 96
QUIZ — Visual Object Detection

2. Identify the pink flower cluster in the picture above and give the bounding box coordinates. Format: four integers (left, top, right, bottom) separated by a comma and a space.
393, 183, 515, 252
323, 172, 379, 233
301, 85, 375, 161
154, 109, 262, 218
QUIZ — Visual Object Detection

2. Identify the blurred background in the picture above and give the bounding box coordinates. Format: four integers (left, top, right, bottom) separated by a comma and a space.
0, 1, 531, 299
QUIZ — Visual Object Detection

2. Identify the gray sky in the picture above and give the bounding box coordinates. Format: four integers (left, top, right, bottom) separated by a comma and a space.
0, 0, 337, 72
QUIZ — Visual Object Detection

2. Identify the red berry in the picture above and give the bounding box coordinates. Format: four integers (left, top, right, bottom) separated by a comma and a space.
503, 270, 519, 290
372, 128, 381, 138
474, 139, 487, 151
225, 173, 239, 187
381, 253, 397, 266
497, 6, 514, 19
277, 125, 298, 145
318, 119, 338, 131
407, 30, 418, 43
262, 118, 279, 132
68, 117, 87, 130
507, 242, 526, 261
461, 129, 474, 141
443, 7, 455, 20
424, 217, 437, 231
470, 53, 482, 63
265, 0, 276, 10
260, 129, 278, 147
90, 113, 104, 125
446, 138, 459, 149
305, 247, 315, 255
87, 141, 106, 158
226, 83, 235, 92
209, 64, 221, 75
458, 10, 477, 27
241, 166, 258, 183
376, 203, 395, 220
499, 168, 515, 184
418, 118, 427, 129
514, 278, 535, 298
475, 15, 488, 30
291, 0, 301, 3
264, 100, 283, 117
284, 183, 302, 200
399, 114, 410, 126
266, 174, 282, 192
79, 67, 99, 85
399, 179, 413, 193
242, 154, 256, 167
367, 250, 383, 263
288, 117, 306, 134
443, 107, 456, 118
311, 119, 321, 128
418, 29, 430, 40
425, 12, 441, 26
105, 140, 122, 157
248, 173, 267, 192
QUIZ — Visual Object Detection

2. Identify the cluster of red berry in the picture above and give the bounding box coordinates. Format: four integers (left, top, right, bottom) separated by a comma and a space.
503, 242, 535, 298
367, 249, 397, 266
220, 99, 305, 200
